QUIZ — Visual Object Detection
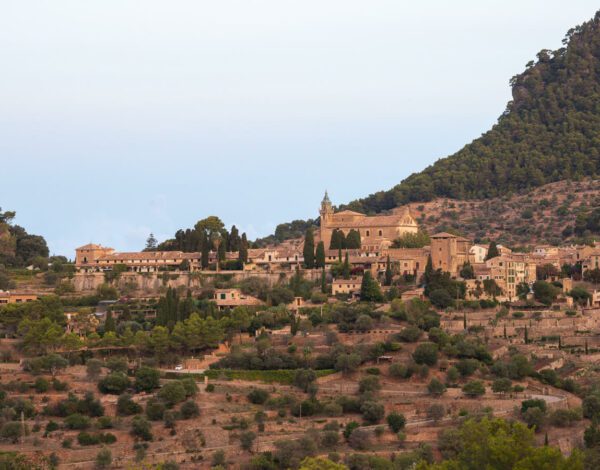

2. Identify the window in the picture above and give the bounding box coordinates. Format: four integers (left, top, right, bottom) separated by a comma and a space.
378, 230, 382, 236
220, 293, 226, 300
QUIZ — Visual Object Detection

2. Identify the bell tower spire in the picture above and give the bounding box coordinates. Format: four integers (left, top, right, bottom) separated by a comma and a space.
319, 191, 334, 248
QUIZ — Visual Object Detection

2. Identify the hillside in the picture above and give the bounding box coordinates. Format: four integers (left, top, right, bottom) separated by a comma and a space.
406, 179, 600, 247
342, 11, 600, 215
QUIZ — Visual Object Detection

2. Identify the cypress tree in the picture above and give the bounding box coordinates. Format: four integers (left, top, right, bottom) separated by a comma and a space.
338, 247, 342, 262
524, 325, 528, 344
321, 266, 327, 294
463, 311, 467, 330
486, 241, 500, 260
503, 325, 507, 339
303, 228, 315, 269
424, 255, 433, 285
342, 252, 351, 279
585, 340, 589, 354
105, 310, 116, 332
201, 232, 210, 269
315, 241, 325, 268
558, 335, 562, 350
544, 432, 549, 446
218, 240, 226, 262
330, 229, 340, 250
238, 233, 249, 263
385, 255, 393, 286
346, 229, 361, 249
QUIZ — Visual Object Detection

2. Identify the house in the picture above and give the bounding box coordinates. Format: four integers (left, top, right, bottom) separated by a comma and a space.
213, 289, 264, 310
469, 245, 488, 264
332, 277, 363, 296
0, 291, 38, 305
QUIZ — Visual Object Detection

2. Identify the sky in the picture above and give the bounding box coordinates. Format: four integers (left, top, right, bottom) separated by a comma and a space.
1, 1, 598, 257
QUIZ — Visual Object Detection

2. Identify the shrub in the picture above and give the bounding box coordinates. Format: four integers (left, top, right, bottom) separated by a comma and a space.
95, 448, 112, 469
240, 431, 256, 451
64, 413, 91, 430
358, 376, 381, 394
389, 363, 414, 379
521, 399, 547, 414
427, 378, 446, 396
34, 377, 49, 393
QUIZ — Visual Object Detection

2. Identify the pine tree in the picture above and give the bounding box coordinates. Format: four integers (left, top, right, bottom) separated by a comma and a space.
238, 233, 249, 264
486, 241, 500, 260
342, 252, 351, 279
303, 228, 315, 269
321, 266, 327, 294
145, 233, 158, 251
315, 241, 325, 268
385, 255, 393, 286
105, 310, 116, 332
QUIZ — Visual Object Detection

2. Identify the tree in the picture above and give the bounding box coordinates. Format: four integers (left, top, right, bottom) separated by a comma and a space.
299, 457, 347, 470
86, 359, 103, 381
360, 271, 383, 302
95, 448, 112, 469
384, 256, 393, 286
413, 342, 438, 366
145, 233, 158, 251
460, 261, 474, 279
462, 380, 485, 397
180, 400, 200, 419
533, 281, 559, 306
386, 412, 406, 433
158, 381, 187, 407
117, 393, 142, 416
98, 372, 130, 395
486, 241, 500, 260
240, 431, 256, 451
104, 310, 115, 333
335, 353, 361, 374
427, 378, 446, 396
131, 415, 153, 441
239, 233, 249, 263
346, 229, 361, 249
315, 242, 325, 268
134, 367, 160, 393
361, 401, 385, 424
492, 378, 512, 396
320, 266, 327, 294
342, 252, 350, 279
303, 228, 315, 269
427, 404, 445, 422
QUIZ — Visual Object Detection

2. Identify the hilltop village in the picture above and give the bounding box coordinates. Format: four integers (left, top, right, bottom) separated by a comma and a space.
1, 194, 600, 469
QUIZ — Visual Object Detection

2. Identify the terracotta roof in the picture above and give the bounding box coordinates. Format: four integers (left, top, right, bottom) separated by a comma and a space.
330, 214, 417, 228
99, 251, 200, 261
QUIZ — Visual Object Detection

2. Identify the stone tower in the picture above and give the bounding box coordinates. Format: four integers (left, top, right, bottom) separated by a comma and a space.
319, 191, 334, 245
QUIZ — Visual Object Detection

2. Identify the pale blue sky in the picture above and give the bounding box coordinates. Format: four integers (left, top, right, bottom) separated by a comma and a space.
1, 1, 598, 257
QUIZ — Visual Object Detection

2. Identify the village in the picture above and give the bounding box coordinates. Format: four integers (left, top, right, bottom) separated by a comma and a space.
0, 194, 599, 468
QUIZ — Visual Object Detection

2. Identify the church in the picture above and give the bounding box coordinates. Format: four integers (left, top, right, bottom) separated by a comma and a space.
319, 192, 418, 250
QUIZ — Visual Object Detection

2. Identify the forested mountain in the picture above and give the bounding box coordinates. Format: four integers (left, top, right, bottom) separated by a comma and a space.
341, 11, 600, 215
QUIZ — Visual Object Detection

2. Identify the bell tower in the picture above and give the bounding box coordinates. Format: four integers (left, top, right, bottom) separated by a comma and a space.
319, 191, 334, 247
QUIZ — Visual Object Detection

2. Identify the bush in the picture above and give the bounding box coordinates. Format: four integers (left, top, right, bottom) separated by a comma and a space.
0, 422, 25, 443
97, 416, 113, 429
95, 448, 112, 469
34, 377, 49, 393
386, 412, 406, 433
180, 400, 200, 419
247, 388, 269, 405
397, 326, 421, 342
64, 413, 91, 430
348, 427, 371, 450
521, 399, 547, 414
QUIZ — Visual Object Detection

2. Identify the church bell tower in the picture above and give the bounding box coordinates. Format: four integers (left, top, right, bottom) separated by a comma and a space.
320, 191, 334, 246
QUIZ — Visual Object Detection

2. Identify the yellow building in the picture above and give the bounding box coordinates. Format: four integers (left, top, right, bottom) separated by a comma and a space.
0, 291, 38, 305
319, 192, 418, 251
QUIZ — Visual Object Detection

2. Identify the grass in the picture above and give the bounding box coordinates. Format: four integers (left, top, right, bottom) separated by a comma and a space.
164, 369, 336, 385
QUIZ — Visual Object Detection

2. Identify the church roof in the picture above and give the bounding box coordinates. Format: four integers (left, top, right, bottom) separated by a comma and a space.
331, 214, 416, 228
334, 210, 365, 217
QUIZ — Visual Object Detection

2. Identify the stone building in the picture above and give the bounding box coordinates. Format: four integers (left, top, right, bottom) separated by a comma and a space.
318, 192, 418, 251
430, 232, 470, 276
